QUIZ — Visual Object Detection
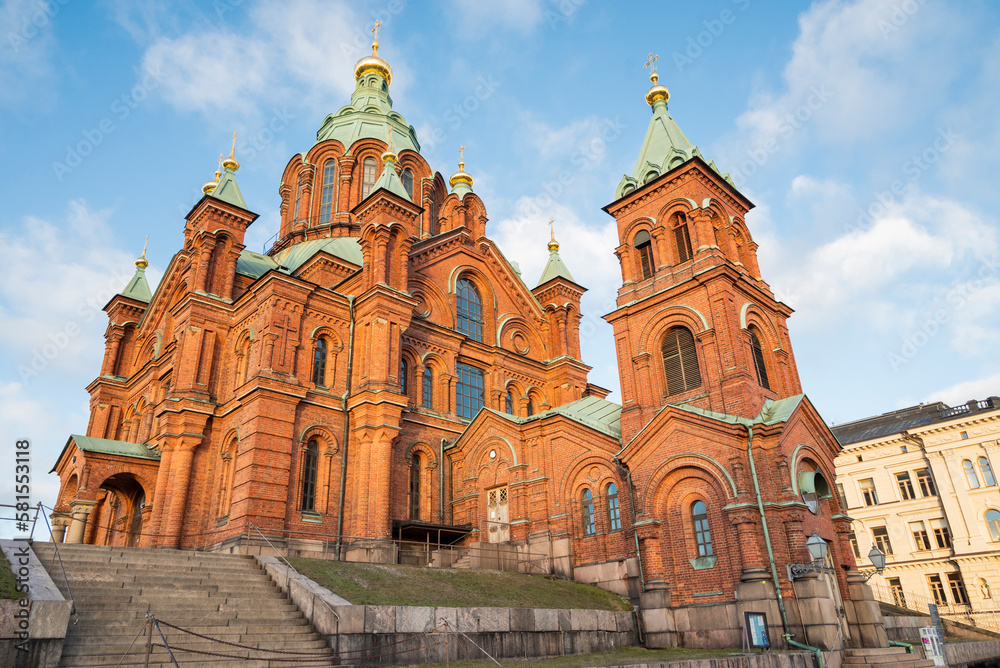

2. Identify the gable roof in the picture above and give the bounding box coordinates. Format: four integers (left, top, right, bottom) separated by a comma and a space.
236, 238, 364, 280
462, 395, 622, 442
51, 434, 160, 472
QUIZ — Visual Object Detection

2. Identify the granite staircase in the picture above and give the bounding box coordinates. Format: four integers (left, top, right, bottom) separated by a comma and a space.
843, 647, 937, 668
33, 542, 338, 667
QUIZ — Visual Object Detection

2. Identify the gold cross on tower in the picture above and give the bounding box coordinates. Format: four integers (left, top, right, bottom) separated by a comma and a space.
371, 20, 382, 56
644, 53, 659, 81
458, 144, 465, 168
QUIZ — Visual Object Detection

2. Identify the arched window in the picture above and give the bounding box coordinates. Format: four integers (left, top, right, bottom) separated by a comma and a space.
361, 157, 377, 199
400, 358, 409, 396
402, 168, 414, 199
980, 457, 996, 486
748, 327, 771, 390
582, 489, 596, 536
455, 362, 484, 419
293, 174, 303, 222
607, 483, 621, 531
505, 390, 514, 415
312, 338, 327, 387
422, 368, 433, 409
692, 500, 713, 556
409, 454, 421, 520
987, 510, 1000, 542
526, 397, 535, 416
634, 229, 654, 280
218, 439, 237, 519
672, 213, 693, 263
428, 196, 437, 236
964, 460, 980, 489
319, 160, 336, 224
300, 440, 319, 512
456, 278, 484, 342
661, 326, 702, 396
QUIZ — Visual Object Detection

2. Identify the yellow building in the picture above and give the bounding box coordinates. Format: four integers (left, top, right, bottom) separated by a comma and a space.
832, 397, 1000, 632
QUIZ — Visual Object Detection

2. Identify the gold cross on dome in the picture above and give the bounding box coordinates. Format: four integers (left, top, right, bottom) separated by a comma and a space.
644, 53, 659, 75
372, 19, 382, 40
548, 217, 555, 239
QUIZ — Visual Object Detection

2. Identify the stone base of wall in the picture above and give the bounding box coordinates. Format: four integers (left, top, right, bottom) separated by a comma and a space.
0, 638, 65, 668
944, 638, 1000, 668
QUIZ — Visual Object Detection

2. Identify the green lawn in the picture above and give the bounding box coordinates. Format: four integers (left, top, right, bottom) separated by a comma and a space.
0, 551, 24, 599
401, 646, 772, 668
287, 558, 631, 611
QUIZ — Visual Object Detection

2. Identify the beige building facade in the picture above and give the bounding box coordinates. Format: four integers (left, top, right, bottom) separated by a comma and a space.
833, 397, 1000, 632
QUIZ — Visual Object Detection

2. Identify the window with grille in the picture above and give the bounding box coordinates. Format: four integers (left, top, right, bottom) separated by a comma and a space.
896, 472, 916, 500
456, 278, 484, 342
673, 215, 693, 263
634, 230, 654, 279
928, 574, 947, 605
607, 483, 621, 531
980, 456, 996, 486
888, 578, 907, 608
748, 327, 770, 390
526, 397, 534, 416
964, 460, 980, 488
300, 440, 319, 512
692, 500, 713, 557
422, 368, 433, 409
455, 362, 484, 419
361, 157, 377, 199
916, 469, 936, 497
948, 573, 970, 605
872, 526, 893, 555
319, 160, 336, 224
848, 531, 860, 558
582, 489, 596, 536
910, 521, 931, 550
987, 509, 1000, 542
860, 478, 879, 506
293, 174, 303, 221
931, 519, 952, 548
409, 454, 421, 519
400, 358, 408, 396
661, 326, 701, 396
312, 339, 327, 386
402, 168, 414, 199
505, 391, 513, 415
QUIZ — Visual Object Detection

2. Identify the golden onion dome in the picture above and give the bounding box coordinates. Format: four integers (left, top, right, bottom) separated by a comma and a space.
354, 28, 392, 85
135, 236, 149, 269
645, 70, 670, 106
449, 144, 473, 189
222, 131, 240, 171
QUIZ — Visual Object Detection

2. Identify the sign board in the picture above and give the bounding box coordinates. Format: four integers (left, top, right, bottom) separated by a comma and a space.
919, 626, 945, 666
927, 603, 945, 643
743, 612, 770, 650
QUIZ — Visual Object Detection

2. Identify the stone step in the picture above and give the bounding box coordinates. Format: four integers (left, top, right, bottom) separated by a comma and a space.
65, 581, 279, 594
61, 637, 331, 655
846, 648, 908, 656
60, 656, 337, 668
66, 628, 323, 646
33, 543, 248, 561
38, 557, 264, 573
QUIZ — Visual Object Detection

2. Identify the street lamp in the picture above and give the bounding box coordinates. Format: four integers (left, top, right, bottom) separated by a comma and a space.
788, 531, 831, 579
858, 544, 886, 582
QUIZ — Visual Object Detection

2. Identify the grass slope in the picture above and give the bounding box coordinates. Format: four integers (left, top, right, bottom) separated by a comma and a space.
0, 551, 24, 599
287, 559, 631, 611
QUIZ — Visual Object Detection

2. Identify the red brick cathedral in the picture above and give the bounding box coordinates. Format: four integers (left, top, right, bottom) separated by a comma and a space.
50, 42, 888, 649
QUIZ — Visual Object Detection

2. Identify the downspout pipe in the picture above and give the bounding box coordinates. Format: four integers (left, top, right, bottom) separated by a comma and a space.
743, 422, 824, 668
334, 295, 356, 560
440, 438, 447, 522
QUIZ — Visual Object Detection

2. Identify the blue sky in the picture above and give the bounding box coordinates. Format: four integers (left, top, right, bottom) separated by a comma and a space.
2, 0, 999, 515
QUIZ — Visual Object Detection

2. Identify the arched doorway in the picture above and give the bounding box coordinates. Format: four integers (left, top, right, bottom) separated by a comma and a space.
96, 474, 147, 547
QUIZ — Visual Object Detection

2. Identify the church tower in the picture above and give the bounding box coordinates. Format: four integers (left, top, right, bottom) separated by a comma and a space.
604, 60, 803, 442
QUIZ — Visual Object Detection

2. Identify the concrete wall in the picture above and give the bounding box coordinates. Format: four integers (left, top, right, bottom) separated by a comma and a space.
944, 638, 1000, 668
882, 614, 1000, 642
0, 541, 72, 668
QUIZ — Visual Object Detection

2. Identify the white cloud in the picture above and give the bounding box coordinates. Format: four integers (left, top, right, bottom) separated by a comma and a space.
0, 0, 60, 111
926, 373, 1000, 406
447, 0, 546, 36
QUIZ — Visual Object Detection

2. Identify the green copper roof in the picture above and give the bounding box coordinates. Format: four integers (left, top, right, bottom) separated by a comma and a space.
211, 166, 247, 209
235, 250, 280, 279
68, 434, 160, 460
368, 158, 411, 202
120, 265, 152, 303
536, 246, 577, 287
315, 70, 419, 153
235, 238, 364, 282
670, 394, 806, 427
616, 98, 733, 199
488, 396, 622, 439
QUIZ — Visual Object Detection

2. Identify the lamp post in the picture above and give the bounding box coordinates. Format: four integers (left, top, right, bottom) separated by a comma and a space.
858, 544, 886, 582
788, 531, 831, 579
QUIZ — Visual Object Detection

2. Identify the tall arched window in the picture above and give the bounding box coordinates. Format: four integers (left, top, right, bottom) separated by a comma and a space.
582, 489, 596, 536
312, 338, 327, 387
361, 157, 377, 199
505, 391, 514, 415
672, 213, 693, 263
409, 454, 421, 519
293, 174, 303, 222
456, 278, 484, 342
422, 368, 433, 409
692, 500, 713, 556
661, 326, 702, 396
526, 397, 535, 416
319, 160, 336, 224
402, 168, 414, 199
748, 327, 771, 390
607, 483, 621, 531
964, 460, 981, 489
634, 230, 654, 280
300, 440, 319, 512
400, 358, 409, 396
980, 457, 996, 486
987, 510, 1000, 541
218, 438, 237, 519
455, 362, 484, 419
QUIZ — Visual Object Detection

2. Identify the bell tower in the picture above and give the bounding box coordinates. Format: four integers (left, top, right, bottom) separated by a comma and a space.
604, 56, 803, 441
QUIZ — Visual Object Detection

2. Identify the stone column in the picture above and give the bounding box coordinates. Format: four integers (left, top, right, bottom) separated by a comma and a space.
728, 509, 768, 580
49, 515, 68, 543
163, 442, 197, 548
65, 501, 95, 544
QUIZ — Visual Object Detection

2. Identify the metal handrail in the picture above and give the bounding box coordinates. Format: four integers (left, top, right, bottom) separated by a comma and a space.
39, 504, 78, 624
870, 582, 1000, 632
245, 521, 339, 622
